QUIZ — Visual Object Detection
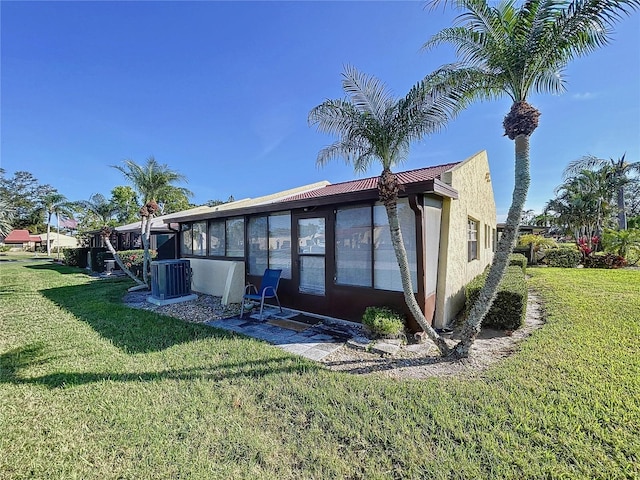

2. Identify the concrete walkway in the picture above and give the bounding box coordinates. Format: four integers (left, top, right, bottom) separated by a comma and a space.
205, 307, 368, 361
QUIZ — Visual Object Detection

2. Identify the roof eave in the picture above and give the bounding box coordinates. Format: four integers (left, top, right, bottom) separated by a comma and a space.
164, 179, 459, 223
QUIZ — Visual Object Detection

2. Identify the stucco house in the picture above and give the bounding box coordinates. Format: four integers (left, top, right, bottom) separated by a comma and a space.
164, 151, 496, 330
2, 229, 42, 251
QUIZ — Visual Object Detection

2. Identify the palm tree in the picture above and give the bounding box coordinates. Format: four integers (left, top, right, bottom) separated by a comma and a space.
39, 193, 75, 256
113, 157, 192, 285
309, 65, 463, 357
564, 154, 640, 229
550, 168, 616, 253
79, 193, 145, 287
422, 0, 639, 357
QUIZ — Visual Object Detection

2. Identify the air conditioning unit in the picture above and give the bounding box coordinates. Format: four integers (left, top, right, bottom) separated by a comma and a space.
151, 259, 192, 300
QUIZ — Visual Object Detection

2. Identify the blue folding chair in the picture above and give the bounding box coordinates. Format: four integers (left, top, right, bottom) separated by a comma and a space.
240, 268, 283, 320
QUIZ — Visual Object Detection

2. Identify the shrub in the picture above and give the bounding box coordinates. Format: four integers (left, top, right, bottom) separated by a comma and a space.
62, 248, 84, 267
509, 253, 527, 273
362, 307, 405, 338
544, 246, 581, 268
466, 266, 527, 330
584, 253, 627, 269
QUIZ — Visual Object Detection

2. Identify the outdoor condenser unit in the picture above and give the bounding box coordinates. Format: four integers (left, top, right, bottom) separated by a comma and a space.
151, 259, 192, 300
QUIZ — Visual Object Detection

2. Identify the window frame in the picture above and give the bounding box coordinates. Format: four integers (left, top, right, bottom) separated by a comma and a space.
468, 218, 479, 262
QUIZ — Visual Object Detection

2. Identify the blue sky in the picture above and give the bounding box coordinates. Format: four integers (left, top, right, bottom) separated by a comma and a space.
2, 1, 639, 221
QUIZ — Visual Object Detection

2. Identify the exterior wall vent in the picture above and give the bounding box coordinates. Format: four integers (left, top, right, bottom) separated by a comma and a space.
151, 259, 193, 300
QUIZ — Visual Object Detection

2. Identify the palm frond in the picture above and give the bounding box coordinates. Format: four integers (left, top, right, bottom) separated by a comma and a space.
341, 65, 395, 121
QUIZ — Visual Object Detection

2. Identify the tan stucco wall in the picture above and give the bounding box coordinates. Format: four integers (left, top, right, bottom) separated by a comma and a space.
434, 151, 497, 328
188, 258, 245, 305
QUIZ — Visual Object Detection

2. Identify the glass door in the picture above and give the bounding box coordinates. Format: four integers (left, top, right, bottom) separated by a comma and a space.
297, 217, 326, 295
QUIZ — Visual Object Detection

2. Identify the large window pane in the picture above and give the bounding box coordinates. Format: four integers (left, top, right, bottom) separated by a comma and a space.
180, 224, 192, 256
208, 220, 225, 256
298, 218, 325, 254
192, 221, 207, 256
248, 216, 268, 275
269, 212, 291, 279
336, 206, 372, 287
299, 256, 325, 295
373, 200, 417, 292
226, 217, 245, 257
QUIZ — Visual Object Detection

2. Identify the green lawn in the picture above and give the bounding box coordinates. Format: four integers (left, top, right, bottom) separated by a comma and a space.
1, 262, 638, 479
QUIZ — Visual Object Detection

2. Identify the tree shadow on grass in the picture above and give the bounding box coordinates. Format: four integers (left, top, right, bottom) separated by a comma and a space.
24, 262, 90, 275
39, 279, 244, 354
0, 343, 322, 389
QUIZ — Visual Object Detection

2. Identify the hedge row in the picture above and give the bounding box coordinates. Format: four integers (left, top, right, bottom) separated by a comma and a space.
544, 246, 582, 268
465, 265, 527, 331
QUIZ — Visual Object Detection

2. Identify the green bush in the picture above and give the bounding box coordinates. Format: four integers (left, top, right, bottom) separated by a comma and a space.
544, 246, 581, 268
465, 266, 527, 330
584, 253, 627, 269
362, 307, 405, 338
509, 253, 527, 273
62, 248, 83, 266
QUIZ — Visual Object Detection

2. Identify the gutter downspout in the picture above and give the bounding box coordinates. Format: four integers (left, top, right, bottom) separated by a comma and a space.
408, 194, 428, 327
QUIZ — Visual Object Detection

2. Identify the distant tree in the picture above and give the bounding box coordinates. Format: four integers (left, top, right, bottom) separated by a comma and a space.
0, 169, 56, 231
206, 195, 235, 207
0, 198, 14, 236
110, 186, 140, 224
309, 65, 461, 357
113, 157, 192, 285
158, 188, 193, 215
564, 154, 640, 229
421, 0, 639, 358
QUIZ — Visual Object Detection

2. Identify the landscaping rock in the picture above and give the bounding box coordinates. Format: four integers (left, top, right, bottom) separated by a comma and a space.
371, 342, 401, 356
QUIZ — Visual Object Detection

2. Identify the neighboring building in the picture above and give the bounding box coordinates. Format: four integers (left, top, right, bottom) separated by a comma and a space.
2, 230, 42, 251
38, 232, 79, 250
165, 151, 497, 330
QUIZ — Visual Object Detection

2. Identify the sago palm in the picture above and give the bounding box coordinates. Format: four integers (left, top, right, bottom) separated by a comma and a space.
309, 65, 463, 357
423, 0, 639, 357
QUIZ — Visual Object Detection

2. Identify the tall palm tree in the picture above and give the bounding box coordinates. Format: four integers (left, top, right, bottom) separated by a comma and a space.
422, 0, 639, 357
309, 65, 463, 357
113, 157, 192, 285
564, 154, 640, 229
39, 193, 75, 256
79, 193, 145, 287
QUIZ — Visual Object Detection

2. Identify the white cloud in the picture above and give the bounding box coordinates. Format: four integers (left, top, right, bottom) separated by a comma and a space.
572, 92, 597, 101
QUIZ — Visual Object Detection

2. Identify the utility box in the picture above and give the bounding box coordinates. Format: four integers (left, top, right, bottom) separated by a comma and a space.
150, 259, 193, 301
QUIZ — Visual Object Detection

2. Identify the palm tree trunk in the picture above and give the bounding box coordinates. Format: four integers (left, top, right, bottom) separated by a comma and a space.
46, 213, 52, 256
141, 215, 153, 285
385, 201, 451, 357
103, 234, 146, 287
453, 134, 531, 358
56, 214, 61, 261
617, 187, 627, 230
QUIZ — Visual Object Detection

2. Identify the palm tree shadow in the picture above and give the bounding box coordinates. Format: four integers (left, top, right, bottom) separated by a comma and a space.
1, 343, 321, 389
40, 279, 234, 354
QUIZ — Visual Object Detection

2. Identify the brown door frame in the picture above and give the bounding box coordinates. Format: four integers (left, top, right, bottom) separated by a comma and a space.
291, 208, 334, 315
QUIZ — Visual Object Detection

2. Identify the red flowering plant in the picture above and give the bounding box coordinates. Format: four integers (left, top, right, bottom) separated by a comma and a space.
577, 235, 600, 261
119, 249, 156, 278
